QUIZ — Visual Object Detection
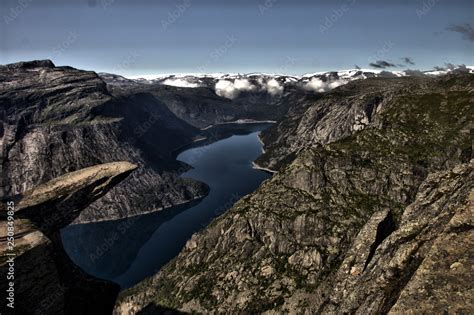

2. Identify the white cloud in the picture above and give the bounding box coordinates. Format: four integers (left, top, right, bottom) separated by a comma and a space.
303, 78, 327, 92
234, 79, 256, 91
215, 79, 256, 99
215, 78, 284, 99
303, 78, 347, 93
215, 80, 237, 98
162, 78, 201, 88
265, 78, 284, 96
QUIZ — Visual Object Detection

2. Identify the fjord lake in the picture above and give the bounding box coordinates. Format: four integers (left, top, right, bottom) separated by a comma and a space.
61, 124, 272, 288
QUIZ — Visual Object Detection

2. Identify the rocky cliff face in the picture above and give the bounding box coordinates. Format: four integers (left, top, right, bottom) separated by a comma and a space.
0, 162, 136, 314
320, 162, 473, 314
116, 73, 473, 313
1, 60, 208, 222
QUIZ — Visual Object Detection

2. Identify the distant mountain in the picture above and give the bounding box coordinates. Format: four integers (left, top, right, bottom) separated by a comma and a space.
101, 65, 474, 95
100, 72, 315, 128
99, 66, 473, 130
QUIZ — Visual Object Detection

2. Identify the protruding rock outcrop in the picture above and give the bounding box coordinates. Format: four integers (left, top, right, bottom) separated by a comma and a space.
0, 162, 137, 314
15, 162, 138, 235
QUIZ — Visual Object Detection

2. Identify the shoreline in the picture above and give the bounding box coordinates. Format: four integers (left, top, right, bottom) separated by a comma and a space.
71, 194, 207, 225
200, 119, 277, 131
257, 132, 266, 154
252, 161, 277, 174
171, 136, 209, 158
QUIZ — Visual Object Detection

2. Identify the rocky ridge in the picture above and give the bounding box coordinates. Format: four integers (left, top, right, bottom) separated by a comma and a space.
257, 74, 473, 170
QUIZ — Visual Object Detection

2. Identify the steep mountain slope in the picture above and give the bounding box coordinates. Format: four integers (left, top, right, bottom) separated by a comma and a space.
116, 73, 473, 313
256, 74, 473, 170
1, 60, 208, 222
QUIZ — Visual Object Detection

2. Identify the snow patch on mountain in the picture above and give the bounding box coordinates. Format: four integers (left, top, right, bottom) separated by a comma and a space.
103, 65, 474, 97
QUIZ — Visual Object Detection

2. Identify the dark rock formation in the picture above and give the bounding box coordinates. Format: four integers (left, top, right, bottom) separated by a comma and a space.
1, 60, 208, 223
0, 162, 136, 314
115, 73, 473, 313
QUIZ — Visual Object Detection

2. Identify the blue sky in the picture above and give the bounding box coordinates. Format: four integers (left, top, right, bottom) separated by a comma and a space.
1, 0, 473, 76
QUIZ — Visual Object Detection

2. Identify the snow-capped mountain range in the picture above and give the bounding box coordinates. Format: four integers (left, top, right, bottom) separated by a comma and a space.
99, 65, 474, 100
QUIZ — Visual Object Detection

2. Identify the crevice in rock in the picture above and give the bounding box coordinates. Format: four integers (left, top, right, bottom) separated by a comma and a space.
446, 223, 473, 234
380, 241, 427, 314
460, 146, 472, 163
363, 210, 395, 271
136, 303, 188, 315
363, 94, 384, 123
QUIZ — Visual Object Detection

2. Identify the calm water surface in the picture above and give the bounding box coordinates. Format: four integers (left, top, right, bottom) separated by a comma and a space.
61, 125, 271, 288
